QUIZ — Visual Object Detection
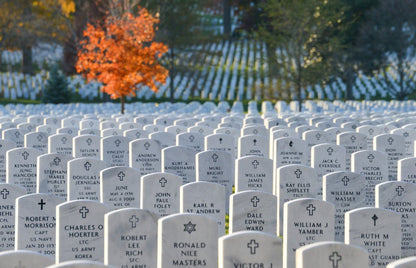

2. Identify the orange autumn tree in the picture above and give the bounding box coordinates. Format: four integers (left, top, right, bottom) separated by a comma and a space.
76, 8, 168, 114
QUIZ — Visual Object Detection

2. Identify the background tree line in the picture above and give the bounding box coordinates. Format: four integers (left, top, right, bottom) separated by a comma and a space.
1, 0, 415, 105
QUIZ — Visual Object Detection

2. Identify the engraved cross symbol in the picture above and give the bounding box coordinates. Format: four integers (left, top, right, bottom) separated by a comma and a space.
306, 204, 316, 216
368, 154, 375, 163
114, 139, 121, 147
144, 142, 150, 150
15, 131, 20, 138
22, 151, 29, 160
84, 162, 91, 171
247, 239, 259, 255
86, 138, 92, 146
183, 221, 196, 234
129, 215, 139, 228
252, 160, 259, 169
294, 169, 302, 179
289, 140, 293, 147
251, 196, 260, 207
327, 147, 334, 156
396, 186, 405, 196
387, 137, 394, 145
284, 133, 289, 137
372, 214, 378, 226
211, 153, 219, 162
253, 139, 257, 146
79, 206, 89, 218
219, 138, 223, 144
38, 199, 46, 210
369, 129, 374, 135
315, 133, 322, 140
403, 132, 409, 138
37, 134, 43, 142
253, 129, 258, 135
61, 137, 67, 144
118, 171, 126, 181
1, 189, 9, 199
189, 135, 195, 142
341, 176, 350, 186
350, 135, 357, 143
135, 132, 141, 138
159, 177, 167, 187
329, 252, 342, 268
53, 157, 61, 166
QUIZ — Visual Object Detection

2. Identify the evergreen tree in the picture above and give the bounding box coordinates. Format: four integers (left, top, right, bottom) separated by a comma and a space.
42, 65, 70, 103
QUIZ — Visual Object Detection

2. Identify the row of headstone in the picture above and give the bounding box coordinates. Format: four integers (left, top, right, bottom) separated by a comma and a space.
1, 195, 414, 267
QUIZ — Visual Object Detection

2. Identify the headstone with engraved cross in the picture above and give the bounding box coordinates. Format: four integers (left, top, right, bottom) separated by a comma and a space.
303, 130, 330, 165
0, 250, 54, 268
67, 158, 106, 201
323, 171, 366, 242
275, 164, 321, 236
0, 139, 16, 182
351, 150, 388, 206
149, 131, 176, 149
6, 147, 42, 193
157, 213, 218, 267
48, 134, 73, 156
24, 131, 48, 152
337, 132, 367, 171
296, 241, 369, 268
37, 153, 73, 199
104, 208, 159, 268
373, 133, 405, 181
219, 231, 283, 268
196, 150, 234, 210
100, 166, 141, 210
273, 137, 308, 169
73, 135, 100, 159
100, 136, 130, 167
205, 133, 236, 158
123, 128, 149, 141
312, 143, 346, 179
15, 193, 64, 256
238, 135, 269, 158
56, 200, 110, 263
180, 181, 226, 236
2, 128, 25, 147
0, 183, 26, 251
398, 157, 416, 183
345, 207, 401, 267
162, 146, 196, 184
376, 181, 416, 257
140, 172, 181, 217
235, 156, 273, 193
283, 198, 335, 268
357, 125, 384, 150
176, 132, 204, 153
129, 138, 161, 176
229, 190, 277, 235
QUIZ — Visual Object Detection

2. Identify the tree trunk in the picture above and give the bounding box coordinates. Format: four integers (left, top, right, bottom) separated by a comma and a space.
223, 0, 231, 39
345, 67, 354, 100
169, 47, 175, 103
63, 38, 77, 75
120, 95, 125, 114
266, 43, 278, 99
296, 55, 302, 112
398, 56, 405, 100
22, 45, 33, 75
